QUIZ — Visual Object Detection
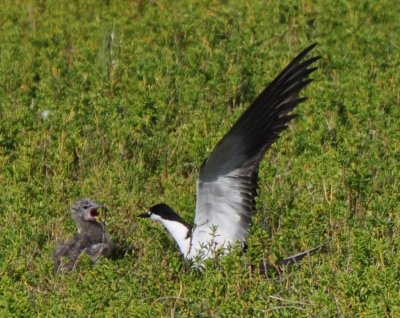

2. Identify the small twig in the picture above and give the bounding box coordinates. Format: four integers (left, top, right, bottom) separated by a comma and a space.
171, 282, 184, 318
93, 208, 109, 263
152, 296, 188, 305
322, 180, 332, 205
266, 305, 306, 312
269, 295, 313, 306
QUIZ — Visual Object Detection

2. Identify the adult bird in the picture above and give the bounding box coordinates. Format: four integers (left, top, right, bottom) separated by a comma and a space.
139, 44, 320, 266
54, 198, 115, 272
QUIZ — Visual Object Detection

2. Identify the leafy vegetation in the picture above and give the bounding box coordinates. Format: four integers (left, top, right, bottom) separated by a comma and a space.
0, 0, 399, 316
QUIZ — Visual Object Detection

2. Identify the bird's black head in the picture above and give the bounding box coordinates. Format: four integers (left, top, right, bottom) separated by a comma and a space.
138, 203, 173, 219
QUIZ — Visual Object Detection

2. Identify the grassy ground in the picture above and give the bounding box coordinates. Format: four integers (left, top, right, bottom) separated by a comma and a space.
0, 0, 399, 316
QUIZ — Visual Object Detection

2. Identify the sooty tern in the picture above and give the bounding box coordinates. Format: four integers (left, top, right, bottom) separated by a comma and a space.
139, 44, 320, 266
54, 198, 115, 272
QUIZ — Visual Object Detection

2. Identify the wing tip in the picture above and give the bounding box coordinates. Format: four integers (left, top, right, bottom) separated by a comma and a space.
303, 42, 318, 54
290, 42, 320, 69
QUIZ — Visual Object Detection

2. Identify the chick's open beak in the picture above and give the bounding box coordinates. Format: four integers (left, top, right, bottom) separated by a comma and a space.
97, 213, 104, 223
90, 204, 106, 224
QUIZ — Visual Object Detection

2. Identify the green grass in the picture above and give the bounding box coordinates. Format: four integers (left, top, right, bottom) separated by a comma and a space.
0, 0, 399, 316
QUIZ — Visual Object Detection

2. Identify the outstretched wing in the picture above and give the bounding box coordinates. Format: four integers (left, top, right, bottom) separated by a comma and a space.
192, 44, 319, 250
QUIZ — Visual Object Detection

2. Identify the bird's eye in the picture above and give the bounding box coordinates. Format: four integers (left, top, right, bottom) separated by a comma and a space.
83, 205, 89, 209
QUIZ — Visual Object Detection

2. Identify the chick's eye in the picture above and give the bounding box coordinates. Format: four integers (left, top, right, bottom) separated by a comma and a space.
83, 205, 89, 209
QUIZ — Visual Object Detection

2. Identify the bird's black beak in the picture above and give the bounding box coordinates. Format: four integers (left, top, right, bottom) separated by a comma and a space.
138, 212, 151, 218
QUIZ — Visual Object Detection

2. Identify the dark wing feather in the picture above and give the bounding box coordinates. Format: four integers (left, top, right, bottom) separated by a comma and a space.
193, 44, 319, 245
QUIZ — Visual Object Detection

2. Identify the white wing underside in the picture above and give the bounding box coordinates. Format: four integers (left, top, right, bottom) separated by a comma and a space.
188, 168, 251, 260
187, 136, 262, 261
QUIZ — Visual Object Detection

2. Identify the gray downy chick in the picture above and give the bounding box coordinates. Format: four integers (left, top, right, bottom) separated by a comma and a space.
54, 198, 115, 272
